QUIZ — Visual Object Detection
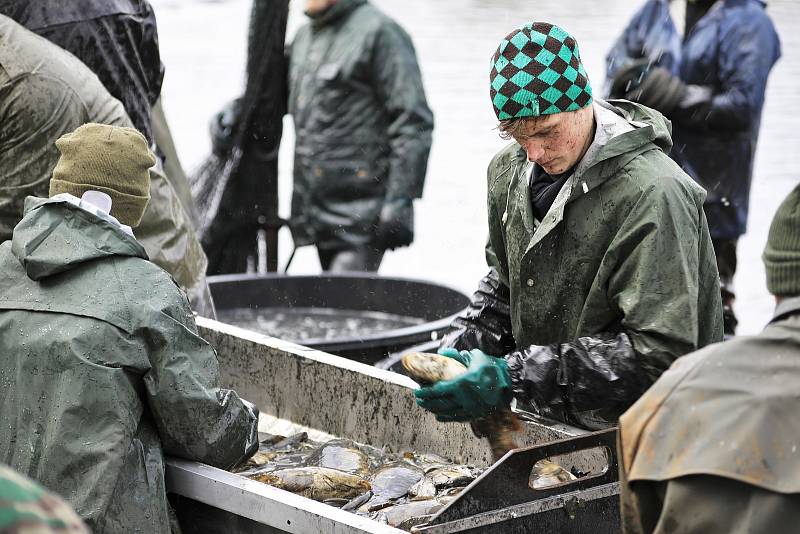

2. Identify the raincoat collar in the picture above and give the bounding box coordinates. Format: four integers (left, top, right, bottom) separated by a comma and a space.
11, 196, 147, 281
771, 296, 800, 324
509, 99, 670, 250
308, 0, 366, 29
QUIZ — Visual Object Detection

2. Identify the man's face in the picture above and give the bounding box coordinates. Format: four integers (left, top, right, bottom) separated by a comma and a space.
504, 107, 594, 175
305, 0, 336, 15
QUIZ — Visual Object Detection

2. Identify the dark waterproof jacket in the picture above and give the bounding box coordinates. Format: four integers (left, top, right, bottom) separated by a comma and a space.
446, 100, 723, 428
0, 0, 164, 143
0, 197, 258, 534
288, 0, 433, 249
604, 0, 681, 94
607, 0, 781, 239
0, 15, 213, 316
619, 297, 800, 534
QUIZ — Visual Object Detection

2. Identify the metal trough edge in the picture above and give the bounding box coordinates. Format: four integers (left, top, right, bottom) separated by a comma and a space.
196, 316, 419, 388
412, 483, 620, 533
165, 458, 404, 534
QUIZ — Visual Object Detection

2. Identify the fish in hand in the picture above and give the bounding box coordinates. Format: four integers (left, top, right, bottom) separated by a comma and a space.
402, 352, 522, 461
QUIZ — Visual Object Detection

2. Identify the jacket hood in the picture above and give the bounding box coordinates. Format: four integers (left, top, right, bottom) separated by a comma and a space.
11, 196, 147, 281
594, 99, 673, 161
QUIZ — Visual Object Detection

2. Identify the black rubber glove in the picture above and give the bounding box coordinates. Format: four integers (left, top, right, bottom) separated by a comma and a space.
624, 66, 687, 115
440, 268, 517, 357
608, 59, 652, 99
209, 98, 241, 157
374, 198, 413, 250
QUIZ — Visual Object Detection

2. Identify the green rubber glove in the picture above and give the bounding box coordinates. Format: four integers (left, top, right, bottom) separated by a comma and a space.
414, 349, 513, 422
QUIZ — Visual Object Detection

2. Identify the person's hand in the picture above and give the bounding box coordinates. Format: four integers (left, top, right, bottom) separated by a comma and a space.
624, 66, 687, 116
608, 58, 652, 99
374, 198, 413, 250
209, 99, 241, 157
437, 347, 471, 366
414, 349, 512, 422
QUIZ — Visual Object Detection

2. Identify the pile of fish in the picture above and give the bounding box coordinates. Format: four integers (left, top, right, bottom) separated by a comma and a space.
235, 432, 482, 530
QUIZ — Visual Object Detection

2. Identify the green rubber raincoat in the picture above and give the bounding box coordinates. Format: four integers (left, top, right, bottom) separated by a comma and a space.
0, 15, 213, 316
288, 0, 433, 250
484, 99, 723, 426
0, 197, 258, 533
619, 297, 800, 534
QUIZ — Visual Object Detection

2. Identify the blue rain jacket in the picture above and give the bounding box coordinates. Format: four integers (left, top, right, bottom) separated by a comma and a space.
604, 0, 681, 94
607, 0, 781, 239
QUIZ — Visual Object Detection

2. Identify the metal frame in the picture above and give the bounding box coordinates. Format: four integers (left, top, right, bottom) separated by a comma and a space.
166, 458, 404, 534
165, 320, 603, 533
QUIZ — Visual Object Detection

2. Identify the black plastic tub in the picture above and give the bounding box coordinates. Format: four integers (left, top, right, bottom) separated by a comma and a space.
207, 273, 470, 365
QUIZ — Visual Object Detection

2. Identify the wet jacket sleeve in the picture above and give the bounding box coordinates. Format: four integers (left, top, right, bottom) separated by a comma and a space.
0, 73, 85, 241
506, 179, 706, 425
674, 16, 780, 131
604, 0, 681, 94
440, 268, 517, 356
140, 293, 259, 470
370, 22, 434, 201
506, 332, 651, 428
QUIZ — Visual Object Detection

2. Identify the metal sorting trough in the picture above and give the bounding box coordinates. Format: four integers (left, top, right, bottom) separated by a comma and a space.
207, 273, 471, 364
166, 319, 620, 533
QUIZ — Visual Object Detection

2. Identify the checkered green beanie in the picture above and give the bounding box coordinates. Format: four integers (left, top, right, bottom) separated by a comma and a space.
490, 22, 592, 120
763, 184, 800, 297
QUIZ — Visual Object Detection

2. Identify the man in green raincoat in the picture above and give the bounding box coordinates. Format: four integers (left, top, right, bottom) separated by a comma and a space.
288, 0, 433, 271
619, 184, 800, 533
416, 22, 723, 429
0, 124, 259, 533
0, 15, 214, 316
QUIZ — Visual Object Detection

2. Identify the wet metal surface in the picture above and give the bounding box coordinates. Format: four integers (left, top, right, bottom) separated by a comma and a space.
195, 317, 586, 468
417, 429, 620, 534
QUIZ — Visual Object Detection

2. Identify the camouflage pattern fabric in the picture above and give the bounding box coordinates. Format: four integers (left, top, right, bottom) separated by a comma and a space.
0, 465, 88, 534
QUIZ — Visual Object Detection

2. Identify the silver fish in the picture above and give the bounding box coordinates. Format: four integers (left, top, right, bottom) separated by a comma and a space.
304, 439, 371, 477
251, 467, 371, 501
530, 459, 577, 489
402, 352, 522, 461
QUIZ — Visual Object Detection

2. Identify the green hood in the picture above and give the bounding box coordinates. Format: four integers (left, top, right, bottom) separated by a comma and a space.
11, 196, 147, 281
598, 99, 673, 158
568, 99, 675, 194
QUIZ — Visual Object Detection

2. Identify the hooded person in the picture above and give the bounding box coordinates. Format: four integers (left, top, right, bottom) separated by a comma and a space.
606, 0, 782, 336
414, 22, 723, 430
0, 124, 259, 534
618, 183, 800, 534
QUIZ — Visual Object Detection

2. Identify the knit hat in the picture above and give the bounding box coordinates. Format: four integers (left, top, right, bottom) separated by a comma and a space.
490, 22, 592, 120
49, 123, 154, 228
763, 184, 800, 297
